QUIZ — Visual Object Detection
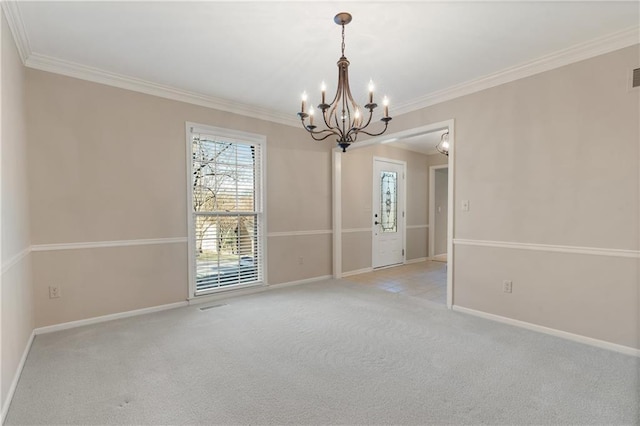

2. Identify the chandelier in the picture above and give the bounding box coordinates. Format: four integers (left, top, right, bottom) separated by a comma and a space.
297, 12, 392, 152
436, 131, 450, 156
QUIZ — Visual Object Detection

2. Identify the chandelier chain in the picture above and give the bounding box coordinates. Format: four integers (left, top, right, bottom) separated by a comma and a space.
341, 24, 346, 57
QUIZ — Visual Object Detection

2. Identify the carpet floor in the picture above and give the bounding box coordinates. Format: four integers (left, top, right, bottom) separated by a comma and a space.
6, 279, 639, 425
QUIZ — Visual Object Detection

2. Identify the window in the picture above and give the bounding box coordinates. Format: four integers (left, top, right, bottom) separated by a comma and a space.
187, 124, 265, 296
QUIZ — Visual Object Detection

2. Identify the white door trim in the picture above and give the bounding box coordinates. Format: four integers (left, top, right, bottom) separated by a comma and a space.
429, 164, 449, 260
372, 157, 407, 269
332, 119, 455, 309
446, 123, 454, 308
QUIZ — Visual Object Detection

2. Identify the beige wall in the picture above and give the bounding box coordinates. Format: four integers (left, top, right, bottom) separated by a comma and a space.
427, 153, 448, 168
1, 10, 33, 415
341, 144, 430, 272
391, 45, 640, 349
267, 234, 332, 284
26, 69, 333, 327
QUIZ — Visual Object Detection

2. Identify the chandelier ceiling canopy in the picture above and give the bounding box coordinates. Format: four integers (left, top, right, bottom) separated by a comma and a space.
297, 12, 392, 152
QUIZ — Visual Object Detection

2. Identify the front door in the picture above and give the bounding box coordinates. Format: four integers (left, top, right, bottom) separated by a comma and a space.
372, 158, 405, 268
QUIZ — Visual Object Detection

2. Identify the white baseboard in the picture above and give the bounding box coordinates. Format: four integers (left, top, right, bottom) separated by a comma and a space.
452, 305, 640, 357
189, 275, 333, 305
405, 257, 428, 264
34, 301, 188, 335
1, 330, 35, 424
270, 275, 334, 288
341, 267, 373, 277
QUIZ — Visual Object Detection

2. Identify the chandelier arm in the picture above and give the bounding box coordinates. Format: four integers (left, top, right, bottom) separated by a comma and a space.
352, 107, 374, 132
329, 101, 340, 131
301, 119, 340, 137
309, 131, 340, 142
340, 64, 364, 131
326, 87, 340, 119
326, 127, 348, 142
326, 82, 341, 115
353, 122, 390, 138
321, 108, 333, 130
347, 129, 359, 143
307, 126, 339, 136
341, 80, 350, 136
299, 116, 339, 139
333, 108, 343, 131
320, 109, 345, 142
327, 104, 342, 133
343, 98, 351, 137
327, 59, 346, 131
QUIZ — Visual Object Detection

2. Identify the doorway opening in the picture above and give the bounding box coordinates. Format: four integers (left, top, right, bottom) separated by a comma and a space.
333, 120, 455, 308
429, 165, 449, 263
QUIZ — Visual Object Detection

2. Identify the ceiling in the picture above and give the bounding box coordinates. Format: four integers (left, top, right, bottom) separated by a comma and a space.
384, 129, 447, 155
8, 2, 640, 129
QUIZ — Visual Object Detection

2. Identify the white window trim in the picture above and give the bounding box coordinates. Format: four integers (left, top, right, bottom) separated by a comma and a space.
185, 122, 268, 299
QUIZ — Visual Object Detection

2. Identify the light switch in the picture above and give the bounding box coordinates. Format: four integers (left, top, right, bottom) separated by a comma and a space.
462, 200, 470, 211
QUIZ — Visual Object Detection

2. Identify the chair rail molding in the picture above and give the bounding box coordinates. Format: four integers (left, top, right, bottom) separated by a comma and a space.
30, 237, 188, 252
453, 239, 640, 258
266, 230, 332, 237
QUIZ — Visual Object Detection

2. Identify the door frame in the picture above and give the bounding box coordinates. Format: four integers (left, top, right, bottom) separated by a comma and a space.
429, 164, 449, 260
332, 119, 455, 308
372, 156, 407, 269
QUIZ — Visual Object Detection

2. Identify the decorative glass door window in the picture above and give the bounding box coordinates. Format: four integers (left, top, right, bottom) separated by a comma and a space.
380, 171, 398, 232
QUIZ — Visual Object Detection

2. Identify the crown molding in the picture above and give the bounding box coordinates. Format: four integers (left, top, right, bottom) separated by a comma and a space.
7, 0, 639, 128
1, 1, 31, 64
393, 26, 640, 116
25, 52, 300, 128
3, 2, 297, 126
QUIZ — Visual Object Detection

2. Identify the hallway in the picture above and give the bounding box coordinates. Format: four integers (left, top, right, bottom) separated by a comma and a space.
342, 261, 447, 304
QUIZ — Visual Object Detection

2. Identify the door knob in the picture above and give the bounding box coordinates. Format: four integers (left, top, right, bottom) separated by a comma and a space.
374, 221, 380, 225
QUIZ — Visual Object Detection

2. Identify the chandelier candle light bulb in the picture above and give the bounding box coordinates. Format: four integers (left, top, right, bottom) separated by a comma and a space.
297, 12, 392, 152
301, 91, 308, 114
321, 81, 327, 104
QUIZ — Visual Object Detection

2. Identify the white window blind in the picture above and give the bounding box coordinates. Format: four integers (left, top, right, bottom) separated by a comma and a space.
188, 126, 264, 295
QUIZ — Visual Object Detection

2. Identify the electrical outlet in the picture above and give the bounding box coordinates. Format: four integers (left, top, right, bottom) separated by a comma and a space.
503, 280, 512, 293
49, 285, 61, 299
298, 257, 304, 265
462, 200, 470, 211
